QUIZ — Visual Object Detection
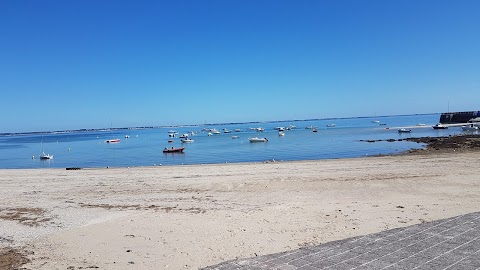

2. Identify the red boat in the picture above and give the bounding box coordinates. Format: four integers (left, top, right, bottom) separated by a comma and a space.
105, 139, 120, 143
163, 147, 185, 153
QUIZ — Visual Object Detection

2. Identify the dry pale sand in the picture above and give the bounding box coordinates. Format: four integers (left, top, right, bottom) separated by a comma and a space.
0, 151, 479, 269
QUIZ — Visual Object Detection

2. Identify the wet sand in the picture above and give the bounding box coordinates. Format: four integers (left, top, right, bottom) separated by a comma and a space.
0, 135, 479, 269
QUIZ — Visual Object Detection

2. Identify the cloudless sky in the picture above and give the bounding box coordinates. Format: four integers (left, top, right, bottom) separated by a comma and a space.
1, 0, 479, 132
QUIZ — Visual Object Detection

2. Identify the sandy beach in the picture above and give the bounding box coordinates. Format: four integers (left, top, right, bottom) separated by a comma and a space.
1, 144, 479, 269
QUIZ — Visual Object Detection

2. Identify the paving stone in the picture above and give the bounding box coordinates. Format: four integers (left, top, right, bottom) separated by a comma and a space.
202, 212, 480, 270
275, 264, 297, 270
305, 258, 338, 268
296, 265, 321, 270
353, 259, 393, 270
286, 258, 310, 267
446, 252, 480, 269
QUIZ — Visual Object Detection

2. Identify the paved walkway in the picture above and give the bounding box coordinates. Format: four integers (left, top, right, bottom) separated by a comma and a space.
203, 212, 480, 270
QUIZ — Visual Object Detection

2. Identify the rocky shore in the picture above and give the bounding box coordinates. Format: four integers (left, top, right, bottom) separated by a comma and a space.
360, 134, 480, 154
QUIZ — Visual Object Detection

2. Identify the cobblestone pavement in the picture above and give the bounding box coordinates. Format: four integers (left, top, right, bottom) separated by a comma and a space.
203, 212, 480, 270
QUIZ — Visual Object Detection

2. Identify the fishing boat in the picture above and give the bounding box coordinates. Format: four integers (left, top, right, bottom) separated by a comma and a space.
432, 123, 448, 129
163, 147, 185, 153
398, 128, 412, 133
181, 138, 194, 143
105, 139, 120, 143
249, 137, 268, 143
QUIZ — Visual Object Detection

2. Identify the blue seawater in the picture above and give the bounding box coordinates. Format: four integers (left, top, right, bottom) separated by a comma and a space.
0, 114, 468, 169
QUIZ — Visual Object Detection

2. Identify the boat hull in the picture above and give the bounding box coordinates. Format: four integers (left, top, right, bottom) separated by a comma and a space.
249, 137, 268, 143
163, 147, 185, 153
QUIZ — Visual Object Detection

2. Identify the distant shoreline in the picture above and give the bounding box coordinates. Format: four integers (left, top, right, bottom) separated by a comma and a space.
0, 112, 439, 136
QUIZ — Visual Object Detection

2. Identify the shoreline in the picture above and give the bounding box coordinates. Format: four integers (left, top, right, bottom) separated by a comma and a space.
1, 135, 479, 269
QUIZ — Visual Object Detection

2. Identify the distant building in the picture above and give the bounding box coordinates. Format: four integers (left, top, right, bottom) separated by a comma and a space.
440, 111, 480, 124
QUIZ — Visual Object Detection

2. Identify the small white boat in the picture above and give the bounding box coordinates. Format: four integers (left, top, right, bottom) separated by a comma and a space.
232, 135, 240, 139
274, 127, 285, 131
207, 132, 213, 136
39, 151, 53, 160
398, 128, 412, 133
416, 123, 426, 126
234, 129, 242, 132
179, 133, 189, 138
39, 134, 52, 159
256, 127, 265, 132
212, 129, 221, 134
223, 128, 232, 133
371, 120, 380, 123
181, 138, 194, 143
461, 124, 479, 131
249, 137, 268, 143
469, 117, 480, 123
278, 131, 285, 136
433, 123, 448, 129
125, 135, 130, 138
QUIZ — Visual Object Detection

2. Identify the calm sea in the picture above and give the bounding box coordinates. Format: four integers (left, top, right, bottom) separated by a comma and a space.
0, 114, 470, 169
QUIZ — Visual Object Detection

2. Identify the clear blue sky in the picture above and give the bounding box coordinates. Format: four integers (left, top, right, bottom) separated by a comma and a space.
1, 0, 479, 132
